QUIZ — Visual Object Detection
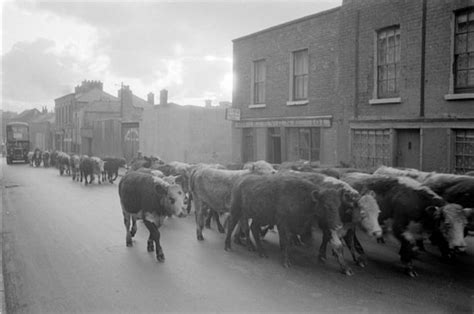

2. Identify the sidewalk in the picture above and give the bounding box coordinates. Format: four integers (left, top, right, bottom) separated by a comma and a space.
0, 158, 6, 314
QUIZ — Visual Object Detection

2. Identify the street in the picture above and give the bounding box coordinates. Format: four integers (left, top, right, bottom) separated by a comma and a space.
1, 161, 473, 313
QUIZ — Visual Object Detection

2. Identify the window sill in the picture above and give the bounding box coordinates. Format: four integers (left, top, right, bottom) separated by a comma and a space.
286, 100, 308, 106
369, 97, 401, 105
248, 104, 266, 109
444, 93, 474, 100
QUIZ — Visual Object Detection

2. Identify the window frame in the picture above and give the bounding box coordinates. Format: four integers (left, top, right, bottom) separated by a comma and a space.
288, 49, 309, 104
453, 7, 474, 94
374, 25, 401, 100
252, 59, 266, 105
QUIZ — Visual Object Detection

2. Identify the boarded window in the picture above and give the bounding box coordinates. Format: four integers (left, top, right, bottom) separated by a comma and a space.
253, 60, 266, 104
377, 26, 400, 98
352, 129, 391, 169
454, 129, 474, 173
454, 9, 474, 93
293, 49, 309, 100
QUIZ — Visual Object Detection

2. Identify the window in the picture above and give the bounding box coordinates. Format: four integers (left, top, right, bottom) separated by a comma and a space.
292, 49, 309, 100
454, 9, 474, 93
377, 26, 400, 98
286, 127, 320, 162
253, 60, 265, 104
454, 129, 474, 173
351, 129, 391, 169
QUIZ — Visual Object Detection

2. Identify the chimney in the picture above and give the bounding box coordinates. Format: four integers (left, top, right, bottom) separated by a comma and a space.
160, 89, 168, 106
205, 99, 212, 108
147, 92, 154, 105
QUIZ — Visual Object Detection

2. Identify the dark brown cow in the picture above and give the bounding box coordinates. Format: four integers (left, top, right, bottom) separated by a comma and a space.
224, 174, 354, 275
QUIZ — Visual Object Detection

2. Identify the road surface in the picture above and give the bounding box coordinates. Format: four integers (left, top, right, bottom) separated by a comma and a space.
2, 161, 473, 313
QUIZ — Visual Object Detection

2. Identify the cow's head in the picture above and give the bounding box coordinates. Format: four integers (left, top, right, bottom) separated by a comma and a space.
357, 190, 382, 238
248, 160, 277, 175
427, 204, 470, 253
154, 177, 187, 217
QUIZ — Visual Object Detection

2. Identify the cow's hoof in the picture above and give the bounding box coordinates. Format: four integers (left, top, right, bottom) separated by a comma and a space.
406, 268, 418, 278
318, 256, 327, 264
259, 251, 268, 258
377, 237, 385, 244
282, 261, 291, 268
224, 244, 231, 251
147, 242, 154, 252
197, 234, 204, 241
218, 226, 225, 233
157, 252, 165, 262
356, 259, 367, 268
343, 268, 354, 276
205, 223, 211, 229
126, 240, 132, 247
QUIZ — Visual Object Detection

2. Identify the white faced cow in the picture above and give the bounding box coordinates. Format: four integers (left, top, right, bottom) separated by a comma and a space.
119, 172, 187, 262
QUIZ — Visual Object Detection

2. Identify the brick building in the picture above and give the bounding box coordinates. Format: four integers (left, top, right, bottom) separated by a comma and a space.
231, 0, 474, 172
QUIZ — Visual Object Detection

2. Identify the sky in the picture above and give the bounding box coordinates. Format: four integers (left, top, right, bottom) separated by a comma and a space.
1, 0, 341, 112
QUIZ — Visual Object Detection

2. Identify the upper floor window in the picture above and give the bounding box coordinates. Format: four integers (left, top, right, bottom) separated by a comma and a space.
377, 26, 400, 98
292, 49, 308, 100
253, 59, 266, 104
454, 9, 474, 93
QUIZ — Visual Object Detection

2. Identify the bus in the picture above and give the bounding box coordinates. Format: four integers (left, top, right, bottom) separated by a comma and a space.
6, 121, 30, 164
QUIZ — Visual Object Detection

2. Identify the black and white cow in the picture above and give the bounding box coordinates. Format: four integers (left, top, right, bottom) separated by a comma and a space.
103, 157, 126, 183
341, 172, 470, 277
119, 172, 187, 262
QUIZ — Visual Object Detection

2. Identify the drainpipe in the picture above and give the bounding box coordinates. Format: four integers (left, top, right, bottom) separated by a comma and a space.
419, 0, 427, 117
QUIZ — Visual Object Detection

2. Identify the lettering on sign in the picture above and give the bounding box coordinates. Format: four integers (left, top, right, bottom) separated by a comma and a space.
235, 118, 331, 128
225, 108, 241, 121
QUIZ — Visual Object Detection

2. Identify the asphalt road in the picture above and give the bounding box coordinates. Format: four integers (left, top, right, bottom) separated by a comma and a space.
2, 161, 474, 313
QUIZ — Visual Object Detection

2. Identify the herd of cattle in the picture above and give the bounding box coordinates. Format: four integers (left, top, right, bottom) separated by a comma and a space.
24, 150, 474, 278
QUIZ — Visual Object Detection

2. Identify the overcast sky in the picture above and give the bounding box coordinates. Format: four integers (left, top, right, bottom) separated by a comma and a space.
1, 0, 341, 112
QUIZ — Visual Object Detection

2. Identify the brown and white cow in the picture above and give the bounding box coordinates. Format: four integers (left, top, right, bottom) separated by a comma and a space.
341, 172, 470, 277
119, 172, 187, 262
90, 156, 105, 184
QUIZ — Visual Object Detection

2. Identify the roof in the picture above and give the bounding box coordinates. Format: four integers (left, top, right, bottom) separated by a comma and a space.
75, 88, 118, 103
233, 6, 340, 42
14, 108, 42, 123
131, 94, 151, 109
30, 112, 55, 124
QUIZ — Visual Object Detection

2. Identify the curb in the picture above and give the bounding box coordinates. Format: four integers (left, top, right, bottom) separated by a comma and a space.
0, 158, 6, 314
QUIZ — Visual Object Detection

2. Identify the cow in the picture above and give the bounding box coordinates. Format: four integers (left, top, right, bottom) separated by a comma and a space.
119, 171, 187, 262
284, 171, 383, 268
102, 157, 126, 183
224, 174, 354, 275
50, 150, 58, 168
70, 154, 81, 181
341, 172, 470, 277
190, 160, 276, 241
42, 151, 50, 168
27, 151, 34, 167
79, 155, 93, 185
57, 152, 71, 176
129, 155, 164, 171
89, 157, 105, 184
373, 165, 434, 183
32, 148, 42, 167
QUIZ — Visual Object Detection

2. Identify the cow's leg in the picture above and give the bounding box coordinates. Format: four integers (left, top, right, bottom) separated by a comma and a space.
205, 208, 212, 229
143, 220, 164, 262
194, 197, 205, 240
398, 238, 418, 277
123, 212, 133, 247
329, 228, 353, 276
186, 193, 193, 214
240, 218, 255, 251
343, 228, 367, 267
214, 211, 225, 233
277, 222, 291, 268
224, 212, 242, 251
250, 221, 267, 258
130, 216, 138, 237
318, 228, 330, 263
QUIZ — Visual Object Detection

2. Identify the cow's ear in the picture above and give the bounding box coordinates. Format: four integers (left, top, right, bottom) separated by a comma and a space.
154, 183, 168, 197
425, 206, 440, 218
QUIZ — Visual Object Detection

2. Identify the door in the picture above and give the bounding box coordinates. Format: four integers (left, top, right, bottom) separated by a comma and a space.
122, 124, 139, 162
268, 128, 281, 164
242, 128, 254, 163
396, 129, 420, 169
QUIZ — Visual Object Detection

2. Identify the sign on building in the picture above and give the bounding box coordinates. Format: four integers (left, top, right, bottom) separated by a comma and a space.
225, 108, 241, 121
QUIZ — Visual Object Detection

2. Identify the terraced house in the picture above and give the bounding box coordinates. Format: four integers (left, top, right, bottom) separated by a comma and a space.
231, 0, 474, 173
